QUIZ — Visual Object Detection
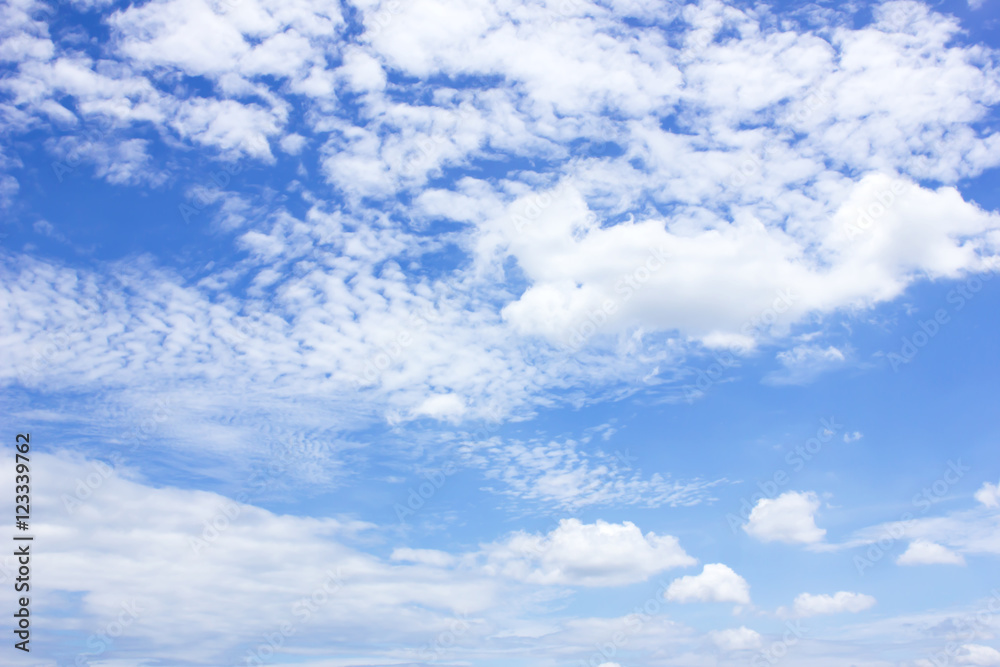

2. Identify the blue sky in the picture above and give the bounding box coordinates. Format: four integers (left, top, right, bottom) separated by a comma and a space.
2, 0, 1000, 665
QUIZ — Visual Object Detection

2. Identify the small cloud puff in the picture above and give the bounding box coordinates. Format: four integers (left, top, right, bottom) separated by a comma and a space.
710, 626, 762, 651
790, 591, 876, 617
743, 491, 825, 544
665, 563, 750, 604
975, 481, 1000, 509
897, 540, 966, 566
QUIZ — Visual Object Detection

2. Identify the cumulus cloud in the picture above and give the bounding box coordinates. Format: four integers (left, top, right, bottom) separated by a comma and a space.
743, 491, 826, 544
664, 563, 751, 604
957, 644, 1000, 666
710, 626, 762, 651
0, 452, 714, 664
483, 518, 696, 587
897, 540, 967, 566
792, 591, 876, 617
976, 481, 1000, 509
412, 393, 467, 421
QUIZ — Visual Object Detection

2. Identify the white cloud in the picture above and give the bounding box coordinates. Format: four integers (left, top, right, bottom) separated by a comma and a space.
743, 491, 826, 544
710, 626, 762, 651
976, 481, 1000, 509
3, 452, 505, 663
843, 431, 863, 443
1, 3, 1000, 665
412, 393, 467, 421
483, 518, 696, 587
665, 563, 751, 604
279, 132, 307, 154
792, 591, 876, 617
0, 451, 714, 664
764, 345, 847, 385
460, 435, 725, 510
0, 0, 999, 430
957, 644, 1000, 666
831, 495, 1000, 560
897, 540, 967, 566
496, 173, 1000, 354
390, 547, 457, 568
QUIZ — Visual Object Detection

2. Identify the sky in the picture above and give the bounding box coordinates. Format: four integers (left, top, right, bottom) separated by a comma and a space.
1, 0, 1000, 665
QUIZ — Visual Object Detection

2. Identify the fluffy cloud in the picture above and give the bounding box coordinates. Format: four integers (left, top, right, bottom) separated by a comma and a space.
957, 644, 1000, 666
482, 518, 696, 587
976, 481, 1000, 509
792, 591, 876, 617
664, 563, 751, 604
5, 452, 504, 664
897, 540, 967, 566
743, 491, 826, 544
0, 2, 999, 666
710, 626, 763, 651
497, 173, 1000, 351
0, 451, 712, 664
1, 0, 999, 430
